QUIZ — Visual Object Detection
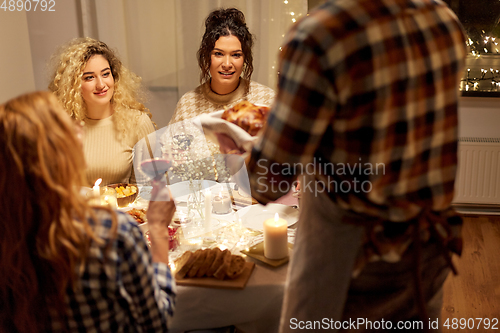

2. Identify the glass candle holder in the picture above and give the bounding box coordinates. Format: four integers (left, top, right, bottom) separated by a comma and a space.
87, 186, 118, 209
212, 189, 232, 214
175, 210, 204, 240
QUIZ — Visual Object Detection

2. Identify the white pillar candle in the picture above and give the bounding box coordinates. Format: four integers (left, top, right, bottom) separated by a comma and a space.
212, 191, 232, 214
263, 213, 288, 259
204, 189, 212, 232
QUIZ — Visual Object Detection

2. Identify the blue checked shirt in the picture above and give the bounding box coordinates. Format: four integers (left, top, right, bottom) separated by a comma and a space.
47, 209, 175, 332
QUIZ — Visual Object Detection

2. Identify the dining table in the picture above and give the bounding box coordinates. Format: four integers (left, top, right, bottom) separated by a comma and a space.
169, 256, 289, 333
124, 181, 299, 333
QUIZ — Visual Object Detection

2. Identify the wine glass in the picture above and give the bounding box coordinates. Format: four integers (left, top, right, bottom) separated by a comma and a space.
138, 142, 174, 183
139, 158, 172, 182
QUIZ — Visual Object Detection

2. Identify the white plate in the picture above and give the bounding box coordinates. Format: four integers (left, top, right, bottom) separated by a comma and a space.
198, 110, 258, 152
140, 181, 233, 202
168, 180, 217, 200
237, 203, 299, 231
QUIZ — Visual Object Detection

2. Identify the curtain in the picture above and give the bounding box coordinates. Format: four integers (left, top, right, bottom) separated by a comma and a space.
173, 0, 308, 96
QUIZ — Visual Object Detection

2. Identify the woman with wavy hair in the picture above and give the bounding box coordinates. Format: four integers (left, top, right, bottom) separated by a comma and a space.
0, 91, 175, 332
169, 8, 275, 129
49, 37, 156, 186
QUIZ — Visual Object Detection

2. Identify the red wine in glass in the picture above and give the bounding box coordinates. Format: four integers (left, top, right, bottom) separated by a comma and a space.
139, 158, 171, 181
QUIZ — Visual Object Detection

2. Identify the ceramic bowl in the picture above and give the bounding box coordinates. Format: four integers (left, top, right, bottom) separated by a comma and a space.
108, 183, 139, 208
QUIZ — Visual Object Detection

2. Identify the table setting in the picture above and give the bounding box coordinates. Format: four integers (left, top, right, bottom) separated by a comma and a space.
84, 168, 300, 332
89, 174, 298, 333
86, 101, 301, 332
124, 180, 299, 265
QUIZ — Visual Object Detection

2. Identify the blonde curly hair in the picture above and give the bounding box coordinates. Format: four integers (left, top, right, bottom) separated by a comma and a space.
48, 37, 155, 140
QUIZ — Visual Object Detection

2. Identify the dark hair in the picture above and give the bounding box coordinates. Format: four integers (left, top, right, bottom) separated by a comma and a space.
197, 8, 254, 84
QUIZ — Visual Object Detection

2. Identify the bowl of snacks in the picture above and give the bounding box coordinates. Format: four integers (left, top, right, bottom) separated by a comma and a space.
108, 183, 139, 207
126, 208, 149, 233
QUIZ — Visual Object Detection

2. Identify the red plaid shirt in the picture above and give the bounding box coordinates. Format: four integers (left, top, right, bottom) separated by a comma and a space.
248, 0, 466, 264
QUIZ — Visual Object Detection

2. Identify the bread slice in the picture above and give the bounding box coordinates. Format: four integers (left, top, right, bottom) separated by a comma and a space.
206, 248, 223, 277
226, 255, 246, 279
196, 248, 217, 278
213, 249, 232, 280
174, 251, 197, 280
187, 249, 207, 278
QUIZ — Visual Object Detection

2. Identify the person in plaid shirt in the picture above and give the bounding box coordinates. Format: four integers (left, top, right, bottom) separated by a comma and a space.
219, 0, 467, 331
0, 91, 175, 332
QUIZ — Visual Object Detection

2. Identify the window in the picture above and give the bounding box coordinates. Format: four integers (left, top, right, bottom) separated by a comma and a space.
445, 0, 500, 96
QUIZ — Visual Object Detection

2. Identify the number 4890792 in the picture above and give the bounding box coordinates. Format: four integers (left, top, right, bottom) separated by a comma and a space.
443, 317, 498, 330
1, 0, 56, 11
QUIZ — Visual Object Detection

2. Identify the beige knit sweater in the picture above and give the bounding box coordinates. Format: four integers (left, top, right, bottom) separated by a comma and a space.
169, 79, 275, 124
168, 78, 275, 154
83, 111, 155, 187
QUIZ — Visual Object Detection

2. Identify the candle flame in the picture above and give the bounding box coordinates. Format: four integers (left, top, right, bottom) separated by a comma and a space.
274, 213, 280, 221
94, 178, 102, 187
169, 261, 176, 272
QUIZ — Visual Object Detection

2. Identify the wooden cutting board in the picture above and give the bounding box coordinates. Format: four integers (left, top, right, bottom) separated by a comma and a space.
175, 262, 255, 289
241, 241, 293, 267
231, 190, 258, 206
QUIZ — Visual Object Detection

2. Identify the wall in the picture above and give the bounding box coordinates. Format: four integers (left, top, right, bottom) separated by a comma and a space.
0, 11, 35, 103
17, 1, 175, 128
26, 1, 81, 91
458, 97, 500, 138
307, 0, 326, 11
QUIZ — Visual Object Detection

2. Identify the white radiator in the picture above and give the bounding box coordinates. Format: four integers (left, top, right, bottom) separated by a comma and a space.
453, 137, 500, 207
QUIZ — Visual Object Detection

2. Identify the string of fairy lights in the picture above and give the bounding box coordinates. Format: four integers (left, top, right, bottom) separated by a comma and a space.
279, 2, 500, 93
461, 31, 500, 93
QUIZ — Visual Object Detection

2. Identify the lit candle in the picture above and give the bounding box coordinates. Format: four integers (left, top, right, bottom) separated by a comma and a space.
212, 191, 232, 214
263, 213, 288, 259
204, 189, 212, 231
93, 178, 102, 197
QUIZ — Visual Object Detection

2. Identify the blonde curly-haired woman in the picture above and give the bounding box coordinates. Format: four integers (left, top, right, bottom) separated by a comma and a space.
0, 91, 175, 332
49, 37, 156, 186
